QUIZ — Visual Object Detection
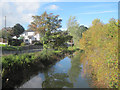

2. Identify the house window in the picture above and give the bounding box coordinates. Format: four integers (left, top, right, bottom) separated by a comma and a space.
25, 39, 28, 42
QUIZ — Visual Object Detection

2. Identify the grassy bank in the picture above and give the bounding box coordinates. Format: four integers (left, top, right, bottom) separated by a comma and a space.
0, 44, 22, 51
2, 47, 79, 88
2, 46, 79, 76
2, 49, 62, 88
2, 50, 59, 73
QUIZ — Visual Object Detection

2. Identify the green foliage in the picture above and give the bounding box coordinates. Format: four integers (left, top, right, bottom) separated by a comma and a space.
19, 36, 24, 40
2, 53, 35, 69
28, 11, 62, 38
0, 24, 24, 39
67, 16, 88, 47
12, 23, 25, 38
2, 49, 61, 72
29, 12, 73, 51
8, 39, 23, 46
68, 46, 80, 51
42, 30, 73, 51
20, 42, 26, 46
2, 45, 22, 51
36, 49, 55, 61
0, 44, 8, 47
34, 41, 43, 45
0, 28, 13, 39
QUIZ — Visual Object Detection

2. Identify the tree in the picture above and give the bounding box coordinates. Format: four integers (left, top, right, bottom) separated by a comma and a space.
42, 30, 73, 50
79, 18, 118, 88
79, 25, 88, 32
12, 23, 25, 38
0, 27, 13, 39
67, 16, 88, 47
28, 11, 62, 39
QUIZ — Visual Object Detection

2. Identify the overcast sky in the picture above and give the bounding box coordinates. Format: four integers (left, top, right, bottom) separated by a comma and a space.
0, 0, 118, 30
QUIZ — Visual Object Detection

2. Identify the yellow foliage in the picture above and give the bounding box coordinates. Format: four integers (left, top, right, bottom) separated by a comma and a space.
80, 18, 118, 88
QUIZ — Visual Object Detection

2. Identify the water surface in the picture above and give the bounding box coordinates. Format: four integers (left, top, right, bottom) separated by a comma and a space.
18, 52, 90, 88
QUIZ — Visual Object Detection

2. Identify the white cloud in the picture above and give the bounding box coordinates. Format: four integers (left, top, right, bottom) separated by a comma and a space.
79, 10, 117, 15
45, 5, 59, 10
15, 2, 40, 13
0, 2, 41, 29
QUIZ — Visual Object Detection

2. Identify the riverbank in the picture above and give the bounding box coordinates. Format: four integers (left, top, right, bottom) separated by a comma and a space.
2, 49, 61, 88
2, 49, 81, 88
2, 49, 61, 74
2, 46, 80, 88
2, 47, 79, 73
1, 44, 42, 51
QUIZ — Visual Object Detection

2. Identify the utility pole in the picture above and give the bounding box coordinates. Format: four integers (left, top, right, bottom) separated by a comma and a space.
5, 16, 6, 39
5, 16, 6, 29
4, 16, 7, 46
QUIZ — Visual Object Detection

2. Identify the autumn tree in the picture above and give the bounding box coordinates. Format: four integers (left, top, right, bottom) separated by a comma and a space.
28, 11, 62, 39
79, 18, 118, 88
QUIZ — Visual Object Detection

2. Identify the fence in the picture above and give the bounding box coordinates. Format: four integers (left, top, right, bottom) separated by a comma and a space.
2, 49, 42, 55
2, 45, 43, 55
20, 45, 42, 50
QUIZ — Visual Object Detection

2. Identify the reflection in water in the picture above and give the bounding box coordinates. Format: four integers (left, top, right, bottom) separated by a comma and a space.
42, 73, 73, 88
20, 73, 44, 88
68, 52, 82, 83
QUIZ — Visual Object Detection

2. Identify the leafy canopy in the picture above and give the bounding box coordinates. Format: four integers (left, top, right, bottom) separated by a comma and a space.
28, 11, 62, 38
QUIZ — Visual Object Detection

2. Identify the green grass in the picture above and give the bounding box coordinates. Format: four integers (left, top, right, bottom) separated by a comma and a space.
0, 44, 5, 47
1, 45, 22, 51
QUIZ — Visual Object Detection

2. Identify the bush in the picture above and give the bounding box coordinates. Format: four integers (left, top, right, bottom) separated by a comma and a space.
2, 45, 22, 51
34, 41, 43, 45
8, 39, 23, 46
21, 42, 26, 46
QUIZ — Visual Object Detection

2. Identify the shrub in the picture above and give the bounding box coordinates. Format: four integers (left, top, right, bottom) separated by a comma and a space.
34, 41, 43, 45
21, 42, 26, 46
8, 39, 23, 46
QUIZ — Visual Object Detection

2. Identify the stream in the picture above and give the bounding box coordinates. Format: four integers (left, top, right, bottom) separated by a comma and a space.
2, 51, 93, 88
17, 51, 91, 88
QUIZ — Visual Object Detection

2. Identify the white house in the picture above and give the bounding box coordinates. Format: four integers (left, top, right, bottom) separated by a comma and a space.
20, 30, 40, 44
